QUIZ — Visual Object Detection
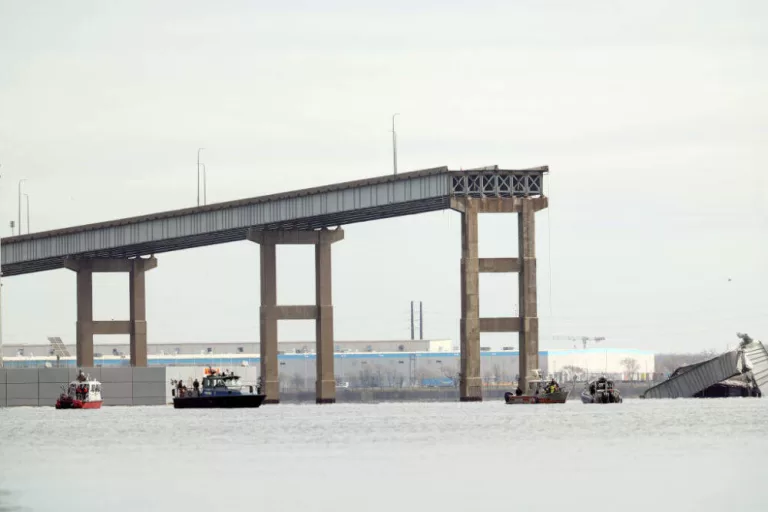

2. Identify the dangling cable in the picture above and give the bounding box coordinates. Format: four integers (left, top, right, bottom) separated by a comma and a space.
546, 174, 554, 336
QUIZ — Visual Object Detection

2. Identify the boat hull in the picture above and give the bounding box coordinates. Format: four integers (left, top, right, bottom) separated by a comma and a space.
55, 398, 103, 409
504, 390, 569, 404
173, 394, 267, 409
580, 390, 622, 404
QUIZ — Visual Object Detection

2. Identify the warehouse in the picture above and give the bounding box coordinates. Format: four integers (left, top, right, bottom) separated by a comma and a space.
2, 340, 654, 388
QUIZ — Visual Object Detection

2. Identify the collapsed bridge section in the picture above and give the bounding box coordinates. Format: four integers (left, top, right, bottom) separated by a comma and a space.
642, 334, 767, 399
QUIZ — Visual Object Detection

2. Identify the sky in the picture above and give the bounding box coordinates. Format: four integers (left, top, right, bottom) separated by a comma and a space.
0, 0, 765, 354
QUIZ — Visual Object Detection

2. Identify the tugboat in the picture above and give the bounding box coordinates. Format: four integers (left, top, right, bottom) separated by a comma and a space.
504, 370, 570, 404
55, 370, 103, 409
172, 368, 266, 409
581, 376, 622, 404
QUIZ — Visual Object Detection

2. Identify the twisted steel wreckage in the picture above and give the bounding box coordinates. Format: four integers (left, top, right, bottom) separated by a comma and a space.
642, 333, 768, 399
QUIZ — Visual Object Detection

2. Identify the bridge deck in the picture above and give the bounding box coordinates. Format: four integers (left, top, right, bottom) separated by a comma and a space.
744, 340, 768, 391
642, 340, 767, 399
0, 165, 547, 276
642, 351, 742, 399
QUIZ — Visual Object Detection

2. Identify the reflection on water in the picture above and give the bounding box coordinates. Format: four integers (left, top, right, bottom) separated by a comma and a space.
1, 399, 767, 512
0, 489, 26, 512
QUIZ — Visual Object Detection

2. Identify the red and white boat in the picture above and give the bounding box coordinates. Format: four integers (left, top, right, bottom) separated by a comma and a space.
55, 370, 103, 409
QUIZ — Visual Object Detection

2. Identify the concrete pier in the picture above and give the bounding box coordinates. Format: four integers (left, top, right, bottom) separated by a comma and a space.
459, 200, 482, 401
454, 197, 548, 400
64, 257, 157, 368
248, 228, 344, 404
518, 199, 540, 392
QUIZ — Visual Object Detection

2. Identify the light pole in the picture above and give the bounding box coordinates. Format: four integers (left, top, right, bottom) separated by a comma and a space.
0, 168, 3, 367
17, 178, 25, 234
200, 163, 207, 205
391, 113, 399, 175
197, 147, 205, 206
24, 193, 29, 233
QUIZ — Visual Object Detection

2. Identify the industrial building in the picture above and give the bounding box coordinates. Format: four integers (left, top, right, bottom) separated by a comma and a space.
1, 339, 453, 358
1, 339, 654, 389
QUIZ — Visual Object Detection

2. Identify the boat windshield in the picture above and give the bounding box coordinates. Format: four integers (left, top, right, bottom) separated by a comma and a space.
203, 377, 230, 388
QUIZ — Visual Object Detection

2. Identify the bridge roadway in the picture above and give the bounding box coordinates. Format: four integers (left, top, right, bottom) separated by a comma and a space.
0, 164, 549, 404
0, 165, 546, 276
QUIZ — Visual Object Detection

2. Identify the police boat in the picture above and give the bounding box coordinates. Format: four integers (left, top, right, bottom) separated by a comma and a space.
581, 376, 623, 404
172, 369, 266, 409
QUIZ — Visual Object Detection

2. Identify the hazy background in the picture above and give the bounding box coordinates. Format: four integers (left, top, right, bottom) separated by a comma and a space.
0, 0, 765, 353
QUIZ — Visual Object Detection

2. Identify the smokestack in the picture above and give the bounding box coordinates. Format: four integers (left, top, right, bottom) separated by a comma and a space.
410, 301, 415, 340
419, 301, 423, 340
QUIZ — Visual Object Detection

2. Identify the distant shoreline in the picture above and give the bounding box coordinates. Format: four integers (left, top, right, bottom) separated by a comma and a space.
271, 382, 654, 404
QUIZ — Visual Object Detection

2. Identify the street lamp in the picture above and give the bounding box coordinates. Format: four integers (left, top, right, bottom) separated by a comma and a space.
17, 179, 26, 234
200, 163, 207, 205
0, 168, 3, 366
24, 193, 29, 234
197, 147, 205, 206
391, 114, 399, 175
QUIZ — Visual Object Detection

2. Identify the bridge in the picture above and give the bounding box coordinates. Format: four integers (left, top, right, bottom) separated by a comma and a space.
642, 335, 768, 399
0, 165, 549, 404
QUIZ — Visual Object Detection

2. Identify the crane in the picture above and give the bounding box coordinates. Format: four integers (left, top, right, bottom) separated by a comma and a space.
553, 335, 606, 350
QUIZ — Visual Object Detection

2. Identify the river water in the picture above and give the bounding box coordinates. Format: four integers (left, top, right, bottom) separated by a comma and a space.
1, 399, 766, 512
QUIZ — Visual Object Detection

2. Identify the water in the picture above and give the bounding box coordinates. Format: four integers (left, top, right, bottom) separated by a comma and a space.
1, 399, 767, 511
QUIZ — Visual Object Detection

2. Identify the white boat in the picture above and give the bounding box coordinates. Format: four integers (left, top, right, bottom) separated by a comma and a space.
55, 370, 104, 409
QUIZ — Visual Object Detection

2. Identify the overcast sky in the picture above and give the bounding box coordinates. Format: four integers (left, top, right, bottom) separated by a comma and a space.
0, 0, 765, 353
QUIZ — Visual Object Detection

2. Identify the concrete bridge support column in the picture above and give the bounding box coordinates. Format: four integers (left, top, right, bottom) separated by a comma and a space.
518, 199, 540, 392
452, 197, 548, 401
459, 200, 482, 401
257, 241, 279, 404
64, 257, 157, 367
314, 233, 338, 404
248, 228, 344, 405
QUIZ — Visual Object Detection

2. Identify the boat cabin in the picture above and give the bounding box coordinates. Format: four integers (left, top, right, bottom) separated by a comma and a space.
195, 372, 256, 397
524, 370, 560, 393
68, 379, 102, 402
589, 377, 616, 394
202, 374, 240, 389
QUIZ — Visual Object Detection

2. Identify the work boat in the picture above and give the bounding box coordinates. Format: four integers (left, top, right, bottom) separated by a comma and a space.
55, 370, 103, 409
504, 370, 570, 404
172, 370, 266, 409
581, 376, 623, 404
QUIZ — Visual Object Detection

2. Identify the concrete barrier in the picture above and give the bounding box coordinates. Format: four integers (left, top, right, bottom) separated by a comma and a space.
37, 368, 74, 406
5, 369, 38, 406
0, 369, 6, 407
39, 368, 70, 383
0, 367, 168, 407
99, 367, 132, 405
6, 368, 38, 384
132, 367, 166, 405
99, 367, 131, 383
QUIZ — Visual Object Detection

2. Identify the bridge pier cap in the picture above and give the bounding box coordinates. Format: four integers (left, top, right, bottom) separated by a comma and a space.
64, 256, 157, 368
